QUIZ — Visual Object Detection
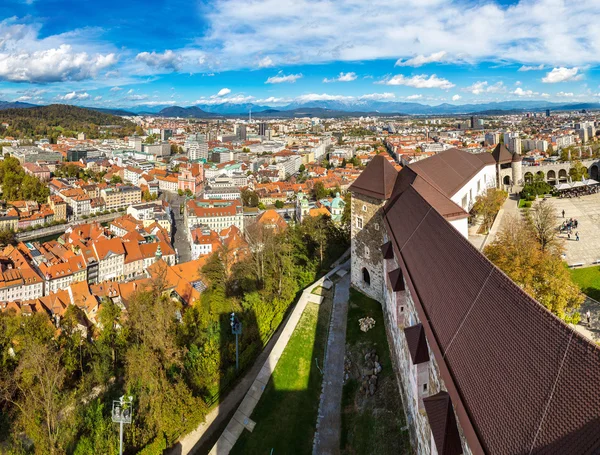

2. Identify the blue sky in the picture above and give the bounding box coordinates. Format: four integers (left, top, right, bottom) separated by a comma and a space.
1, 0, 600, 108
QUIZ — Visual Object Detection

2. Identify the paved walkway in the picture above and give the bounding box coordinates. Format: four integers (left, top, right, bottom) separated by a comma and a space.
313, 269, 351, 455
573, 297, 600, 342
542, 193, 600, 266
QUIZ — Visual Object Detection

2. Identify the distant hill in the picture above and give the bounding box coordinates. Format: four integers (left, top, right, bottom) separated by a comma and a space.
0, 104, 137, 139
90, 107, 135, 116
158, 106, 215, 118
0, 100, 37, 110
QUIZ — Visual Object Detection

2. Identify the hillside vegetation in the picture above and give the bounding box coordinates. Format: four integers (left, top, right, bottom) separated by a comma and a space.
0, 104, 138, 140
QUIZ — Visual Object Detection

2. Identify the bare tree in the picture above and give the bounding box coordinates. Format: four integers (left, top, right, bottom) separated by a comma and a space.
528, 200, 562, 253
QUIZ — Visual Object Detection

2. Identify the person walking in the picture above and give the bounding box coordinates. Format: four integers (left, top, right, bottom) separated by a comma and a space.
576, 232, 580, 241
562, 209, 565, 218
587, 310, 591, 327
568, 232, 571, 240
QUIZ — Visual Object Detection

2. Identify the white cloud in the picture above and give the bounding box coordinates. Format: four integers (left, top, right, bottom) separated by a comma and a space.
395, 51, 447, 67
542, 67, 582, 83
126, 94, 148, 101
541, 93, 550, 98
358, 93, 395, 100
139, 100, 178, 106
57, 91, 90, 101
14, 95, 32, 102
513, 87, 536, 97
323, 72, 357, 83
0, 21, 117, 83
110, 86, 123, 92
257, 56, 274, 68
135, 50, 182, 71
217, 88, 231, 96
380, 74, 454, 89
255, 96, 292, 104
518, 64, 545, 72
199, 0, 600, 70
266, 72, 303, 84
515, 81, 521, 86
406, 94, 422, 100
452, 94, 461, 101
94, 96, 102, 101
464, 81, 505, 95
194, 94, 255, 105
295, 93, 353, 102
556, 91, 575, 97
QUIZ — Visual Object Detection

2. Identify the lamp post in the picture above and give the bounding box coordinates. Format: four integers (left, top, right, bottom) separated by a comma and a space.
230, 312, 242, 370
112, 395, 133, 455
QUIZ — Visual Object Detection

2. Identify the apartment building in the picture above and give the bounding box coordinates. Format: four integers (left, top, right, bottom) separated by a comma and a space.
100, 186, 142, 210
185, 198, 244, 235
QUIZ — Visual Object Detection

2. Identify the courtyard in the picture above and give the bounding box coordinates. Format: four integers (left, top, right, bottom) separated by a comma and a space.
543, 193, 600, 267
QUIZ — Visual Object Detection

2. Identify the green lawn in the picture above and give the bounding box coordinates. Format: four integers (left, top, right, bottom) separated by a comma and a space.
570, 266, 600, 301
231, 294, 332, 455
341, 289, 411, 455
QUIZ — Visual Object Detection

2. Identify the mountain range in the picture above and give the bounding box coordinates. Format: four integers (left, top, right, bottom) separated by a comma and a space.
1, 99, 599, 118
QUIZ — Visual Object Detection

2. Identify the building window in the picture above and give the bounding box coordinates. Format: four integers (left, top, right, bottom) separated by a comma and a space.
423, 383, 428, 392
374, 223, 379, 231
362, 204, 367, 212
356, 216, 363, 230
365, 247, 370, 259
362, 268, 371, 286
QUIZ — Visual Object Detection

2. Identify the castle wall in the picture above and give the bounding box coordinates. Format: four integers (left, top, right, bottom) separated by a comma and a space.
379, 240, 473, 455
350, 192, 385, 301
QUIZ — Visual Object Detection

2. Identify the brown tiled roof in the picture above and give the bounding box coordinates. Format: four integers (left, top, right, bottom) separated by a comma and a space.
403, 323, 429, 364
388, 268, 405, 292
491, 143, 513, 164
348, 154, 398, 200
408, 148, 495, 198
381, 241, 394, 260
383, 182, 600, 454
387, 166, 467, 221
423, 391, 463, 455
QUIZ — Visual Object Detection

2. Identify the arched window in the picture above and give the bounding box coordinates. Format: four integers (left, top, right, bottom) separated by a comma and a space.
362, 268, 371, 286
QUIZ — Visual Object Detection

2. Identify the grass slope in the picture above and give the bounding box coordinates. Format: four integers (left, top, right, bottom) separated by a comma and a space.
341, 289, 411, 455
231, 295, 332, 455
570, 266, 600, 301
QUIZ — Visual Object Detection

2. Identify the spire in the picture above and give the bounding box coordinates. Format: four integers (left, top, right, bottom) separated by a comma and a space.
155, 244, 162, 260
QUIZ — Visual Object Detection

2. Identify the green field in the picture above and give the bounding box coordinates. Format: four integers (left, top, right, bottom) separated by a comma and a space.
341, 289, 411, 455
570, 266, 600, 301
231, 293, 332, 455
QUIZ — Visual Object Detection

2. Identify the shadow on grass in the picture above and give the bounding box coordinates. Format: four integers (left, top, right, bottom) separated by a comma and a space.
229, 289, 334, 455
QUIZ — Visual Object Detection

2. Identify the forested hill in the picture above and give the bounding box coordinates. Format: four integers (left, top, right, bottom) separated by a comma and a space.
0, 104, 138, 140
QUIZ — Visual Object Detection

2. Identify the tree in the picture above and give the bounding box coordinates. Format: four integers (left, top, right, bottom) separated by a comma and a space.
258, 202, 266, 210
241, 189, 259, 207
484, 215, 583, 319
0, 229, 16, 247
471, 188, 507, 233
1, 342, 73, 454
144, 134, 157, 144
110, 174, 122, 184
527, 200, 560, 253
312, 181, 328, 200
298, 164, 306, 173
569, 160, 588, 181
274, 200, 284, 209
340, 192, 352, 230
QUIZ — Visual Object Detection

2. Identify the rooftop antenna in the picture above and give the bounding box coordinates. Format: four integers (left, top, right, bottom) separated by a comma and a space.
249, 107, 252, 123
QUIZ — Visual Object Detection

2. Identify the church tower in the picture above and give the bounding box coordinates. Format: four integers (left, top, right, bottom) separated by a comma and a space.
348, 155, 398, 302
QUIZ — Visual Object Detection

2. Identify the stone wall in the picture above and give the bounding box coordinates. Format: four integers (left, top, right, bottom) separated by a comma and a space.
350, 192, 385, 302
379, 244, 473, 455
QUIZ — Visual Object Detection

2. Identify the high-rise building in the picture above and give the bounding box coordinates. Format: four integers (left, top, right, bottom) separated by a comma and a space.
238, 124, 247, 141
258, 122, 267, 136
185, 133, 209, 161
161, 129, 173, 141
545, 109, 551, 117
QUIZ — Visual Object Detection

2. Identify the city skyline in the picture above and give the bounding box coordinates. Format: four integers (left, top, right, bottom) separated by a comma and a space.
1, 0, 600, 108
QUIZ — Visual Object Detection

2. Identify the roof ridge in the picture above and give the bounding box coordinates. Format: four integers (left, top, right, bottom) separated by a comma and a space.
528, 331, 574, 454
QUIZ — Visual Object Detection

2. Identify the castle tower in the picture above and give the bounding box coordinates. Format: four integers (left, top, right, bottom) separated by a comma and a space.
511, 153, 522, 185
348, 155, 398, 302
